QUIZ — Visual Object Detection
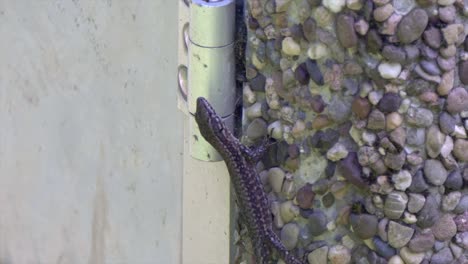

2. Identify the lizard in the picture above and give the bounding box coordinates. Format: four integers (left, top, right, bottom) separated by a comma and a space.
194, 97, 305, 264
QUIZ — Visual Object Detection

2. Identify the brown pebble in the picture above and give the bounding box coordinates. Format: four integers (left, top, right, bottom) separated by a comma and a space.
352, 97, 371, 119
296, 183, 315, 209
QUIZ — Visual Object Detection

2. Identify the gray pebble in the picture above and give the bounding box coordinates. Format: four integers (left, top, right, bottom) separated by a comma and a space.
442, 191, 461, 212
437, 56, 456, 72
455, 232, 468, 249
328, 96, 352, 124
280, 222, 300, 250
384, 151, 406, 170
426, 125, 446, 158
417, 194, 441, 228
408, 193, 425, 213
420, 60, 441, 75
423, 159, 448, 186
378, 218, 389, 241
350, 213, 378, 239
308, 246, 328, 264
307, 210, 327, 236
439, 112, 456, 135
382, 45, 406, 63
408, 230, 435, 253
447, 87, 468, 114
458, 61, 468, 85
387, 221, 414, 248
423, 27, 442, 49
454, 139, 468, 162
399, 246, 425, 264
430, 247, 453, 264
397, 8, 428, 44
384, 191, 408, 219
406, 127, 426, 146
406, 107, 433, 127
373, 237, 396, 260
408, 170, 429, 193
454, 195, 468, 214
445, 170, 463, 190
246, 118, 268, 140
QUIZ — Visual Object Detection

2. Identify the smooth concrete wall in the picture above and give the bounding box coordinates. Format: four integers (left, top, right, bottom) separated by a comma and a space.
0, 1, 182, 263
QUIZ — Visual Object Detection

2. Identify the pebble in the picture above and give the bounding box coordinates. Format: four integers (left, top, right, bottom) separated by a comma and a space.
423, 159, 448, 186
437, 56, 456, 72
442, 24, 464, 45
454, 211, 468, 232
294, 63, 310, 85
307, 43, 328, 60
384, 191, 408, 219
392, 170, 412, 191
458, 61, 468, 85
352, 97, 371, 119
307, 210, 328, 236
337, 152, 367, 189
368, 109, 386, 130
350, 213, 378, 239
373, 3, 394, 22
455, 232, 468, 249
322, 192, 334, 208
282, 37, 301, 56
406, 127, 425, 146
381, 13, 402, 35
445, 170, 463, 190
425, 125, 446, 158
393, 0, 415, 15
354, 19, 369, 35
389, 126, 406, 148
268, 167, 285, 193
327, 143, 349, 161
322, 0, 346, 13
447, 87, 468, 114
439, 112, 456, 135
406, 107, 433, 127
408, 231, 435, 253
417, 194, 441, 228
408, 193, 425, 213
454, 139, 468, 162
454, 195, 468, 214
328, 245, 351, 264
378, 62, 402, 79
250, 73, 266, 91
430, 247, 454, 264
267, 121, 283, 140
382, 45, 406, 63
384, 151, 406, 170
280, 222, 300, 250
397, 8, 428, 44
423, 27, 441, 49
336, 15, 358, 49
302, 17, 317, 43
373, 237, 396, 260
280, 201, 300, 223
441, 191, 461, 212
305, 59, 324, 85
440, 44, 456, 58
420, 60, 441, 75
295, 183, 314, 209
308, 246, 328, 264
246, 118, 268, 140
408, 170, 429, 193
432, 214, 457, 241
439, 5, 456, 23
378, 93, 402, 113
437, 69, 455, 96
328, 96, 352, 124
388, 255, 404, 264
399, 246, 425, 264
387, 221, 414, 248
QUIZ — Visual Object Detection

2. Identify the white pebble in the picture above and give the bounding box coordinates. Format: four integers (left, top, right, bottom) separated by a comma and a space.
322, 0, 346, 13
378, 62, 402, 79
392, 170, 412, 191
307, 43, 329, 60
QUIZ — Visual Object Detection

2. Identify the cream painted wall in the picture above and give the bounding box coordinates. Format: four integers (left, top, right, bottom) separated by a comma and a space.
0, 1, 182, 263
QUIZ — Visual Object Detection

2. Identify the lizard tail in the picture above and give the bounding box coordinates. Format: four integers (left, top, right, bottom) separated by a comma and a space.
266, 230, 306, 264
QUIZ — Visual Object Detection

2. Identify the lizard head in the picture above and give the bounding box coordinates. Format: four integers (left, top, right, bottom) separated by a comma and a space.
194, 97, 226, 140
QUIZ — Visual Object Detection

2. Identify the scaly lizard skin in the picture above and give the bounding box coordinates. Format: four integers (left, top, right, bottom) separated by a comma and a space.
194, 97, 305, 264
